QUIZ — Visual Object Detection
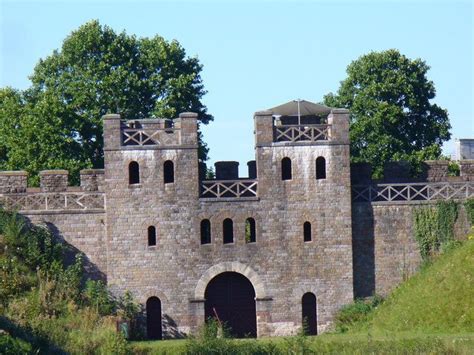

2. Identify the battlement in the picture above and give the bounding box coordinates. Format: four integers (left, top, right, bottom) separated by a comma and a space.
103, 112, 198, 150
351, 160, 474, 184
254, 107, 349, 147
0, 169, 105, 213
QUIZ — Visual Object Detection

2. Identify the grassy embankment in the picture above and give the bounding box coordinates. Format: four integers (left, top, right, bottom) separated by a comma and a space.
131, 236, 474, 354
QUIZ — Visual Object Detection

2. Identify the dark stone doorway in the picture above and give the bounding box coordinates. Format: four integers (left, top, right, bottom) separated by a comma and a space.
146, 296, 162, 340
204, 272, 257, 338
302, 292, 317, 335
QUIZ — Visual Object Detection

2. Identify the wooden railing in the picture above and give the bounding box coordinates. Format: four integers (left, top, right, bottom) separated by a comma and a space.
200, 180, 258, 199
274, 124, 330, 142
0, 192, 105, 212
122, 128, 179, 146
352, 182, 474, 203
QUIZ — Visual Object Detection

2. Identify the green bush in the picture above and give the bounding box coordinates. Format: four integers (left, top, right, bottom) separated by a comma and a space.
1, 212, 63, 270
334, 295, 383, 332
0, 332, 32, 355
0, 207, 132, 353
465, 198, 474, 225
83, 279, 116, 316
184, 320, 280, 354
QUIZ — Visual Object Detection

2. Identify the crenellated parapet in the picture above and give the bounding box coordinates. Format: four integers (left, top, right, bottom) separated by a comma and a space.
254, 108, 349, 147
103, 112, 198, 151
0, 169, 105, 213
0, 171, 28, 193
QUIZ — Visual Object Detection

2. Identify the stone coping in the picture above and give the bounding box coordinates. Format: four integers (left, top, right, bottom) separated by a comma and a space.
424, 160, 450, 165
39, 170, 69, 175
105, 144, 199, 151
179, 112, 198, 118
199, 197, 260, 203
80, 169, 105, 174
0, 170, 28, 176
20, 209, 105, 216
102, 114, 121, 120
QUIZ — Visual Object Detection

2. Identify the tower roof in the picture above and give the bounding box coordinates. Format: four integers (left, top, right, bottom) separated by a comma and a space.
268, 99, 332, 117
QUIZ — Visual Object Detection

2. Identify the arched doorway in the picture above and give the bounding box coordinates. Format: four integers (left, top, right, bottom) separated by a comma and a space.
146, 296, 162, 340
204, 272, 256, 338
302, 292, 317, 335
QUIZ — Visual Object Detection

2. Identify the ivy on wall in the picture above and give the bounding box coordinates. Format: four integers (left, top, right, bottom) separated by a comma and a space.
413, 201, 459, 261
436, 201, 459, 244
414, 207, 439, 261
464, 198, 474, 226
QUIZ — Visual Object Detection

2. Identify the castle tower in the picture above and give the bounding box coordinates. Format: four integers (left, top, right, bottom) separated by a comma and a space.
252, 101, 354, 333
102, 113, 200, 309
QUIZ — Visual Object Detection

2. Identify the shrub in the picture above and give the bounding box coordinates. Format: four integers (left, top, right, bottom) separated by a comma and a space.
117, 291, 142, 339
0, 206, 129, 353
0, 332, 32, 355
83, 280, 116, 316
185, 319, 234, 354
465, 198, 474, 225
0, 255, 35, 307
0, 211, 63, 271
334, 295, 383, 332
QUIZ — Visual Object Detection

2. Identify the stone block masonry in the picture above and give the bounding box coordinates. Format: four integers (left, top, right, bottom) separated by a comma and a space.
0, 100, 473, 339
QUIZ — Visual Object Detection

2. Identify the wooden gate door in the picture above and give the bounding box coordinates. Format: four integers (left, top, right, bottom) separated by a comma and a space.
204, 272, 257, 338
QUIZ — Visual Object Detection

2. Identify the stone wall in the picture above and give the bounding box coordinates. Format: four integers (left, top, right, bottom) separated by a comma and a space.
352, 202, 471, 298
0, 169, 107, 280
25, 211, 107, 280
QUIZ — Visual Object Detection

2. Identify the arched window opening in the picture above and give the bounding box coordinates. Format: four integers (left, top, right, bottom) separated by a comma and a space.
129, 161, 140, 184
281, 157, 292, 180
316, 157, 326, 180
302, 292, 317, 335
223, 218, 234, 244
245, 218, 256, 243
146, 297, 162, 340
163, 160, 174, 184
148, 226, 156, 246
200, 219, 211, 245
304, 222, 312, 242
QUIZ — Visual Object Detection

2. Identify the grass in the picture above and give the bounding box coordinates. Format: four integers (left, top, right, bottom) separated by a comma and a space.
366, 239, 474, 334
130, 333, 474, 354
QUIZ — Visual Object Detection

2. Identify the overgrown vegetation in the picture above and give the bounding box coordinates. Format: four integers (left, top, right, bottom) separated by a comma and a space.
413, 200, 459, 260
464, 198, 474, 226
334, 295, 383, 333
0, 208, 140, 354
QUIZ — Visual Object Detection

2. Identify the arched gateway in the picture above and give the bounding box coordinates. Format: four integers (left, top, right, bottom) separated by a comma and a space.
204, 272, 257, 338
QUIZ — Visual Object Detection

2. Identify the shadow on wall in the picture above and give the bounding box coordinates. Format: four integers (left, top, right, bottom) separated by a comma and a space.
351, 203, 375, 298
33, 220, 106, 282
162, 314, 186, 339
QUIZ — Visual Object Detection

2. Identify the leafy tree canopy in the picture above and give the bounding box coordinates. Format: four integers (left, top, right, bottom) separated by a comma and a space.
324, 49, 451, 178
0, 20, 212, 184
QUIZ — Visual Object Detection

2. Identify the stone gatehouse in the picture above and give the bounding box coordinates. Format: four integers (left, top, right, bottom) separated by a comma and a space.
0, 100, 473, 339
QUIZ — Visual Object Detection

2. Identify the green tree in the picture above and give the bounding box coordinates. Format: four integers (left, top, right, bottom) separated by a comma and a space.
324, 49, 450, 178
0, 20, 212, 184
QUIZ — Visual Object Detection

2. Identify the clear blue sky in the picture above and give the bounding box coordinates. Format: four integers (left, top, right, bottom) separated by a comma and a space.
1, 0, 473, 175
